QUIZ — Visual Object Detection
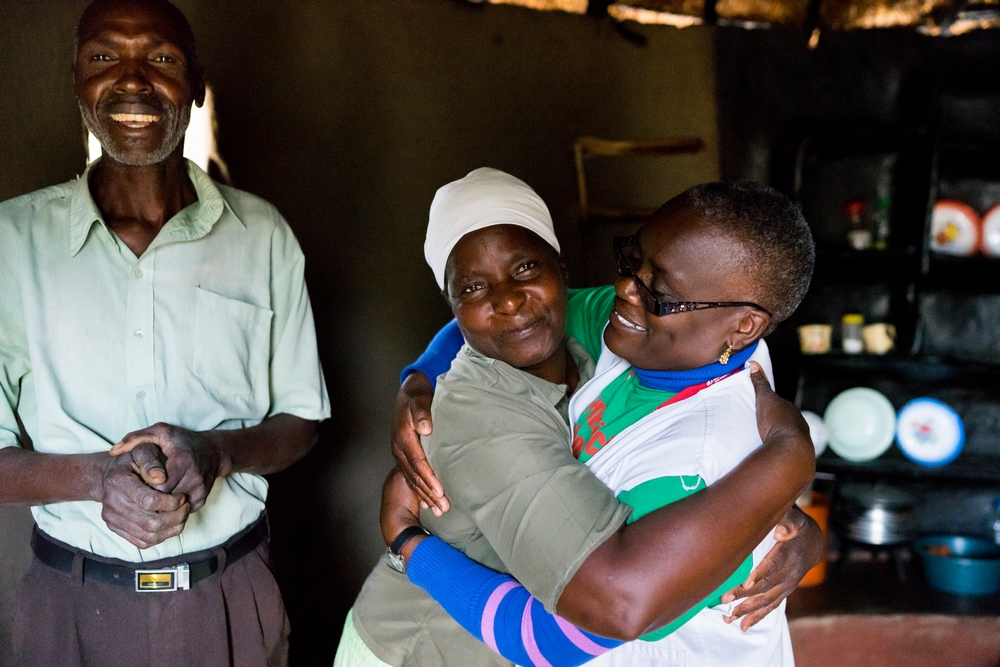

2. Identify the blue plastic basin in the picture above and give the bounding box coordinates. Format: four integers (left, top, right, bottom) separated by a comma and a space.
915, 535, 1000, 595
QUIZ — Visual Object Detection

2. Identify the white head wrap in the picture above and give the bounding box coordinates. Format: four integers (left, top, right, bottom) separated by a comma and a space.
425, 167, 560, 290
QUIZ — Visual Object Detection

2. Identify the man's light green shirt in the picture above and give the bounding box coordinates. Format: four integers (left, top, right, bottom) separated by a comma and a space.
0, 160, 330, 561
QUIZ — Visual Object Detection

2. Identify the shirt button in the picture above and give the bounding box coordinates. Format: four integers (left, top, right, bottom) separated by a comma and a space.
134, 330, 144, 338
136, 391, 146, 400
133, 267, 143, 279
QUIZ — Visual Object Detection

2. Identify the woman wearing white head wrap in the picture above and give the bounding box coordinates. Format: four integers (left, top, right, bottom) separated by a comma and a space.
336, 169, 589, 667
424, 167, 560, 290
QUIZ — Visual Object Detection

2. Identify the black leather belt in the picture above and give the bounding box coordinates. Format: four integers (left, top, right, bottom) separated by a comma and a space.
32, 517, 267, 592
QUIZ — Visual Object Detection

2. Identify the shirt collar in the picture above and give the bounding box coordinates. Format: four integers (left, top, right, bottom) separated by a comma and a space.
463, 337, 595, 408
68, 159, 240, 257
632, 340, 760, 393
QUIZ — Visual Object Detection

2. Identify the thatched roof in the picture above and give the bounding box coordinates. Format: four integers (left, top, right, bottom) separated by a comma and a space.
479, 0, 1000, 35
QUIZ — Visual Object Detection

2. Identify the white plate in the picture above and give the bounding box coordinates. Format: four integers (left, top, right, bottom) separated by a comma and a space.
895, 398, 965, 467
824, 388, 896, 462
801, 410, 828, 457
980, 204, 1000, 257
930, 200, 980, 256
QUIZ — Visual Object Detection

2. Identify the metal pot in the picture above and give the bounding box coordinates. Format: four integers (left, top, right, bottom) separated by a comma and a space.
833, 482, 917, 545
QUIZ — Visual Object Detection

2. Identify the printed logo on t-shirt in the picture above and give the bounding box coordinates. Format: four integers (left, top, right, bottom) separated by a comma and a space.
572, 367, 744, 463
572, 398, 607, 459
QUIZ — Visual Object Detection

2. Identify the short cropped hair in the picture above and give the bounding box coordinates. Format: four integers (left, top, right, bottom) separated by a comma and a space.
684, 181, 815, 335
75, 0, 204, 82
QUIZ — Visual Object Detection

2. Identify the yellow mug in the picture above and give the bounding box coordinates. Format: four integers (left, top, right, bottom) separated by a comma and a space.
862, 323, 896, 354
798, 324, 832, 354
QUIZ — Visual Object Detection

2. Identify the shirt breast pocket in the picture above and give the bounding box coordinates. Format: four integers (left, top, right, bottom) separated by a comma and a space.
192, 287, 273, 418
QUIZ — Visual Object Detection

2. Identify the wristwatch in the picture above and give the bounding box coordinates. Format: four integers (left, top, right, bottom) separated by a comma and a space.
386, 525, 431, 573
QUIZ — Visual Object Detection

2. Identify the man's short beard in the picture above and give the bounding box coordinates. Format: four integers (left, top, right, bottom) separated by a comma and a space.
80, 98, 191, 166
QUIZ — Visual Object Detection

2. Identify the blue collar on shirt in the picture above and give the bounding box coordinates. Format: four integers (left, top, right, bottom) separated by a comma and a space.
633, 341, 759, 393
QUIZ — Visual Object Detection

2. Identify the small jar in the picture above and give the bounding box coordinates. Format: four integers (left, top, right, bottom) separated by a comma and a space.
844, 200, 872, 251
842, 314, 864, 354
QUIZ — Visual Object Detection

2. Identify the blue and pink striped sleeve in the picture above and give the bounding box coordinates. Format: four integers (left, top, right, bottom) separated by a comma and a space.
408, 537, 622, 666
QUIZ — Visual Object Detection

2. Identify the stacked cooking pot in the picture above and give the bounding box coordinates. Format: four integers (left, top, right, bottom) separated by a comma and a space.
833, 482, 917, 546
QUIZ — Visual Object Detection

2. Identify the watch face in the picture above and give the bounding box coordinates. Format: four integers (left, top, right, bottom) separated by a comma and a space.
386, 549, 406, 573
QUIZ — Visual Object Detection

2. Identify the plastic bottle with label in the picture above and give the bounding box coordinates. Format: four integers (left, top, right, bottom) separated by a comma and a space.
841, 314, 865, 354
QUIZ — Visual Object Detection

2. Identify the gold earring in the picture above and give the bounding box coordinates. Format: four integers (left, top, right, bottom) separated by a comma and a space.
719, 345, 733, 365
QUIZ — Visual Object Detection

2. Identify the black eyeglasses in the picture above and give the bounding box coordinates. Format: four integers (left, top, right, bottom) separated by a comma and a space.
613, 236, 771, 318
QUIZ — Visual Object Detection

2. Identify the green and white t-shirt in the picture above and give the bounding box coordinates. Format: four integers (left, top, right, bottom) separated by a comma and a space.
565, 285, 754, 641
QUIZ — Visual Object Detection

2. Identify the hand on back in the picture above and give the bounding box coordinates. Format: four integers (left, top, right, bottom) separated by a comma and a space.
721, 506, 822, 630
380, 466, 422, 546
748, 361, 814, 469
718, 363, 819, 630
391, 371, 449, 515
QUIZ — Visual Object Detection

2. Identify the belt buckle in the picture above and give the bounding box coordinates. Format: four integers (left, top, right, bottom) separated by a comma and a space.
135, 563, 190, 592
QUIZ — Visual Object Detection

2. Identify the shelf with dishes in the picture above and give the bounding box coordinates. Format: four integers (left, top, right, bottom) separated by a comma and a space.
924, 198, 1000, 271
797, 380, 999, 485
777, 129, 1000, 489
922, 254, 1000, 292
924, 138, 1000, 267
793, 131, 930, 245
815, 450, 1000, 485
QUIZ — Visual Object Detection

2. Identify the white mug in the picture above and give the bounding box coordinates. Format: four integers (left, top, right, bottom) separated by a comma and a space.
798, 324, 832, 354
863, 323, 896, 355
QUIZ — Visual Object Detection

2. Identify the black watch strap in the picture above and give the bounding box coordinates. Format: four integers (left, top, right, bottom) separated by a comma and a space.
389, 525, 430, 556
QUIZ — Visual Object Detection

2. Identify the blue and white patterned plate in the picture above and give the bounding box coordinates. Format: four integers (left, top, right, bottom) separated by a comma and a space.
896, 398, 964, 467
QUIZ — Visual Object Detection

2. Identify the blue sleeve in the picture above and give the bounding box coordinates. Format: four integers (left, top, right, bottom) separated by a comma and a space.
398, 319, 464, 389
408, 537, 622, 667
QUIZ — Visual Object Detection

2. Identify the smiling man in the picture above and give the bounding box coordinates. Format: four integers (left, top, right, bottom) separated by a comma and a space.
0, 1, 329, 665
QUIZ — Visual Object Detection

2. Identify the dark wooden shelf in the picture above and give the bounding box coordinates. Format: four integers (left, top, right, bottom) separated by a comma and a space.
797, 353, 1000, 384
937, 140, 1000, 182
816, 450, 1000, 485
816, 248, 918, 262
923, 254, 1000, 292
787, 554, 1000, 619
814, 248, 920, 282
789, 130, 1000, 492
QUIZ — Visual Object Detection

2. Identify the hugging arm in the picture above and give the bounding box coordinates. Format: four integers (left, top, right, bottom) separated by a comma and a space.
397, 318, 463, 390
722, 505, 822, 630
383, 485, 818, 665
382, 467, 621, 667
383, 471, 817, 666
394, 520, 815, 667
393, 318, 463, 513
390, 362, 815, 642
558, 363, 815, 639
410, 538, 622, 667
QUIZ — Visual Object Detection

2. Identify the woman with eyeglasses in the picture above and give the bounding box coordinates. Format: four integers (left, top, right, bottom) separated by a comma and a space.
339, 171, 819, 667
